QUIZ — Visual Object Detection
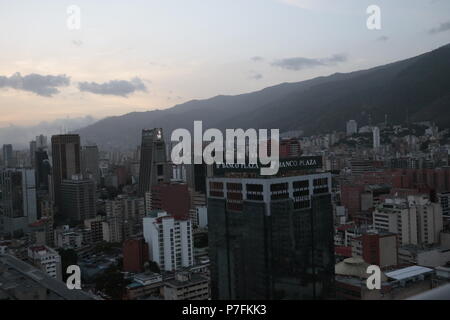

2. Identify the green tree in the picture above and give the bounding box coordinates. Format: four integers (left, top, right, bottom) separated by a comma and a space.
95, 266, 130, 300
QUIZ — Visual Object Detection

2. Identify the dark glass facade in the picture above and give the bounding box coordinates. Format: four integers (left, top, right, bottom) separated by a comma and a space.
208, 176, 335, 300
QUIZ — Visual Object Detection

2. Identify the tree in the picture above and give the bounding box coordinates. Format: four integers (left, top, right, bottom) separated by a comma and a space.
145, 260, 160, 274
95, 266, 130, 300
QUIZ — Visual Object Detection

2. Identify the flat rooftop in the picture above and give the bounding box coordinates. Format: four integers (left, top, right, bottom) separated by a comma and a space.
385, 266, 433, 281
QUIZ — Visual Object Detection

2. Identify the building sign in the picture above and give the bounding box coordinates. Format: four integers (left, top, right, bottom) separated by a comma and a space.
213, 156, 322, 175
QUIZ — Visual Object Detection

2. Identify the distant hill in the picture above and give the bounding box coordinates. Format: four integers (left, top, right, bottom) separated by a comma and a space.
76, 44, 450, 149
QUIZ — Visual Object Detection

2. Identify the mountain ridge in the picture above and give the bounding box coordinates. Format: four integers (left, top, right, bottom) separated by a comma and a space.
76, 44, 450, 149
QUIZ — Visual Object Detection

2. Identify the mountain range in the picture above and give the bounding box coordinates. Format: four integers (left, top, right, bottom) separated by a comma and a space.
76, 44, 450, 149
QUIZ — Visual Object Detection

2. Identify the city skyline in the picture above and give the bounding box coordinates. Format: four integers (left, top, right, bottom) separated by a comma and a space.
1, 0, 450, 127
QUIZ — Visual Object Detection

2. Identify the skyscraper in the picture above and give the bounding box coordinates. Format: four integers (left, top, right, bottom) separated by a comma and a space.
36, 135, 48, 150
60, 174, 96, 224
35, 149, 51, 192
2, 144, 14, 168
0, 168, 37, 237
207, 158, 335, 300
29, 140, 37, 168
81, 145, 100, 185
373, 126, 381, 150
137, 128, 170, 196
51, 134, 81, 212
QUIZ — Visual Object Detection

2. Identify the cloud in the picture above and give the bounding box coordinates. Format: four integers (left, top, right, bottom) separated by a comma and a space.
251, 56, 264, 62
377, 36, 389, 42
78, 77, 148, 97
0, 72, 70, 97
429, 21, 450, 34
249, 71, 263, 80
271, 53, 347, 71
72, 40, 83, 47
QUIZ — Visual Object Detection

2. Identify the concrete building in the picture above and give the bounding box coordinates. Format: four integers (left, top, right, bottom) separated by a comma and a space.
346, 120, 358, 136
104, 196, 145, 243
123, 237, 149, 273
373, 195, 443, 246
143, 210, 194, 272
54, 226, 83, 249
51, 134, 81, 214
398, 245, 450, 267
351, 230, 398, 268
81, 145, 100, 185
60, 175, 96, 223
138, 128, 170, 196
194, 206, 208, 229
373, 126, 381, 151
438, 192, 450, 217
146, 183, 191, 220
27, 245, 62, 281
163, 272, 209, 300
335, 258, 434, 300
83, 216, 104, 244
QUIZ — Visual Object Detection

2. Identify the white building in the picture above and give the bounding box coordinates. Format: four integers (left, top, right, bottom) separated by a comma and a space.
143, 211, 194, 272
195, 206, 208, 229
373, 195, 443, 246
54, 226, 83, 249
27, 245, 62, 281
373, 126, 381, 150
346, 120, 358, 136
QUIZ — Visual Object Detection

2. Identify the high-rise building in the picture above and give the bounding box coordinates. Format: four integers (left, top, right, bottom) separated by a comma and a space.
373, 126, 381, 150
0, 168, 37, 237
104, 195, 145, 242
29, 140, 37, 168
207, 159, 335, 300
2, 144, 14, 168
137, 129, 170, 196
35, 149, 51, 191
81, 145, 100, 185
143, 210, 194, 272
146, 183, 191, 220
60, 174, 96, 224
373, 195, 443, 246
36, 134, 48, 150
346, 120, 358, 136
51, 134, 81, 212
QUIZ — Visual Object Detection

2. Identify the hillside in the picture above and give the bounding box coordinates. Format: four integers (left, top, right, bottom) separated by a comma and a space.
76, 44, 450, 149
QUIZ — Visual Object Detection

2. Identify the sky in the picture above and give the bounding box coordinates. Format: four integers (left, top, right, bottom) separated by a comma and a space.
1, 0, 450, 127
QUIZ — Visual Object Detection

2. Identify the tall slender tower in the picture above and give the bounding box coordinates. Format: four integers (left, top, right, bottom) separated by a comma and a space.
373, 127, 381, 151
137, 128, 170, 196
51, 134, 81, 212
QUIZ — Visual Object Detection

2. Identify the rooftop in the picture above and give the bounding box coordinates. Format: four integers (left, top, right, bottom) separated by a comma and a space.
0, 254, 93, 300
385, 266, 433, 281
